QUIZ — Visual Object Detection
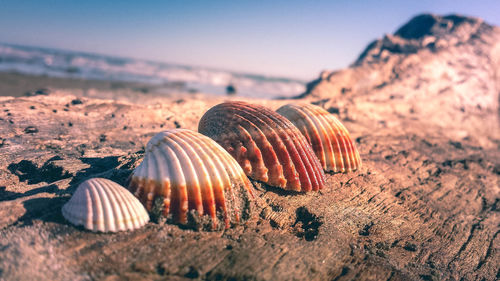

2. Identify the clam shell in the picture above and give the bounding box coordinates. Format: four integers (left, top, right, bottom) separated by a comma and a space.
198, 101, 325, 192
277, 103, 362, 173
128, 129, 253, 229
62, 178, 149, 232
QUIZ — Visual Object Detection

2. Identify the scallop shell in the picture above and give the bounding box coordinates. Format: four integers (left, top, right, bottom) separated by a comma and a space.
277, 103, 362, 173
128, 129, 253, 229
198, 101, 325, 192
62, 178, 149, 232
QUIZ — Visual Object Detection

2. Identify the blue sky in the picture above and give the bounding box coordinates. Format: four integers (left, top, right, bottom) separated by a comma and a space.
0, 0, 499, 80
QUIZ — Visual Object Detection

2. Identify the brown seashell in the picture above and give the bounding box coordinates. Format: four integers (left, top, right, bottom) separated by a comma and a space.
277, 103, 362, 173
198, 101, 325, 192
62, 178, 149, 232
128, 129, 253, 229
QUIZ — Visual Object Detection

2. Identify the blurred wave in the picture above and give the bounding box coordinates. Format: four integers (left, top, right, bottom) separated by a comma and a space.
0, 43, 305, 98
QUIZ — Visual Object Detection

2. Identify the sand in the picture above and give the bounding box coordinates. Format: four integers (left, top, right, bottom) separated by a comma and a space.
0, 70, 498, 280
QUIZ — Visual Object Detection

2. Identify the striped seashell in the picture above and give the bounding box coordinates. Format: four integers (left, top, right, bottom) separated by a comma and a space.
198, 101, 325, 192
277, 103, 362, 173
62, 178, 149, 232
128, 129, 253, 230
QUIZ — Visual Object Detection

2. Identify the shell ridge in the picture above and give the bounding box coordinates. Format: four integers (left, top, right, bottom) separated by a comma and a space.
146, 150, 160, 207
172, 131, 216, 223
88, 180, 105, 232
296, 112, 327, 171
327, 114, 353, 172
93, 179, 118, 232
287, 104, 344, 172
319, 109, 351, 172
83, 188, 92, 228
166, 134, 204, 216
122, 185, 150, 228
62, 185, 79, 224
283, 105, 332, 172
271, 105, 326, 191
156, 142, 172, 217
62, 186, 85, 227
307, 105, 346, 172
302, 105, 340, 173
186, 130, 234, 225
234, 115, 284, 186
330, 115, 360, 170
210, 140, 252, 224
240, 103, 322, 189
163, 142, 189, 224
152, 143, 166, 208
100, 179, 125, 231
106, 178, 145, 229
110, 178, 150, 228
279, 103, 361, 173
237, 104, 314, 191
231, 106, 300, 189
182, 132, 225, 225
188, 130, 251, 224
201, 109, 280, 185
233, 125, 260, 179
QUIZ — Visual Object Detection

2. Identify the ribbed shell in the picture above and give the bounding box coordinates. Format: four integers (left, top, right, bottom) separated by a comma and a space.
62, 178, 149, 232
277, 103, 362, 173
128, 129, 253, 229
198, 101, 325, 192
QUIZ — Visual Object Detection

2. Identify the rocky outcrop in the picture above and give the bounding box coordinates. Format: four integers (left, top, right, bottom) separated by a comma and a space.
300, 14, 500, 148
356, 14, 492, 64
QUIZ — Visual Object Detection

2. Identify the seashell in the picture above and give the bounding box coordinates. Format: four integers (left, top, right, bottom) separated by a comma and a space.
276, 103, 361, 173
198, 101, 325, 192
62, 178, 149, 232
128, 129, 253, 229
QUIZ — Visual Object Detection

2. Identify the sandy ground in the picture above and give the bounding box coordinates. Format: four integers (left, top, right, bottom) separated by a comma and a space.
0, 71, 498, 280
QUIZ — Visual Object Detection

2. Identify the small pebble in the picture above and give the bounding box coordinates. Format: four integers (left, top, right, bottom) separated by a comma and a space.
24, 126, 39, 134
71, 99, 83, 105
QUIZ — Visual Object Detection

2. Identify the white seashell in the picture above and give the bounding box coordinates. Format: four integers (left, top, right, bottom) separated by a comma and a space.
277, 103, 362, 173
62, 178, 149, 232
128, 129, 253, 230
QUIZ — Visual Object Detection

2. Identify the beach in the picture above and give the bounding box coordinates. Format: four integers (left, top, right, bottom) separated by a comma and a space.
0, 68, 498, 280
1, 13, 499, 281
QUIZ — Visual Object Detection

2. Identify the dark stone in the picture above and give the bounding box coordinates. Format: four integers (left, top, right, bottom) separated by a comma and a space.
24, 126, 39, 134
71, 99, 83, 105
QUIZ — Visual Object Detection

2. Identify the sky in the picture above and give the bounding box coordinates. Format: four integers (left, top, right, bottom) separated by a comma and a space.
0, 0, 499, 80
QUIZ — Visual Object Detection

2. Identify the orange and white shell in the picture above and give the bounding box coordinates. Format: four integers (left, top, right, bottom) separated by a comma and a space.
62, 178, 149, 232
198, 101, 325, 192
277, 103, 361, 173
128, 129, 253, 229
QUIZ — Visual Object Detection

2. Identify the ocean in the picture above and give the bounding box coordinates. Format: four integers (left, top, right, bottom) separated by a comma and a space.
0, 43, 306, 98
